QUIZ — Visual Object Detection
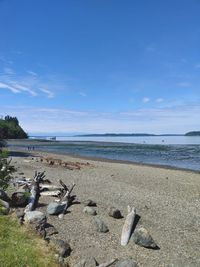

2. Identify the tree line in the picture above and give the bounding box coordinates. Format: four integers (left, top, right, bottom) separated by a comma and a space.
0, 115, 28, 141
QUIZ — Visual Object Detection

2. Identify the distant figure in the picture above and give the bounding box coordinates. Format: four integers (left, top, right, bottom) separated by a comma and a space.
162, 140, 165, 143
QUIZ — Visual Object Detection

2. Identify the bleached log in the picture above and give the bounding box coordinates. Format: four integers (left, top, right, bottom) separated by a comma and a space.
24, 171, 46, 212
40, 184, 61, 190
40, 190, 61, 196
58, 180, 76, 219
98, 259, 117, 267
121, 205, 136, 246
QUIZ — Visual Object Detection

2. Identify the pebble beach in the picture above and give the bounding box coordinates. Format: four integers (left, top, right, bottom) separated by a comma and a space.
9, 147, 200, 267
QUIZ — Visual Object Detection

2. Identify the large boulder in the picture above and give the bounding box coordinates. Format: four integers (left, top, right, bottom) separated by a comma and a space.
131, 227, 158, 249
47, 202, 65, 215
11, 192, 29, 207
24, 211, 47, 225
0, 189, 10, 202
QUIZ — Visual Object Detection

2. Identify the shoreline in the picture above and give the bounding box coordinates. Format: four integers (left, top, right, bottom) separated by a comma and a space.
8, 146, 200, 175
7, 144, 200, 266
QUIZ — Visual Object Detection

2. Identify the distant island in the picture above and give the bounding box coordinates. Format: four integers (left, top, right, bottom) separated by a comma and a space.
185, 131, 200, 136
75, 133, 183, 137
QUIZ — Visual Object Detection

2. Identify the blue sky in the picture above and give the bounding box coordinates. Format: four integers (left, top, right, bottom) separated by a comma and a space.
0, 0, 200, 134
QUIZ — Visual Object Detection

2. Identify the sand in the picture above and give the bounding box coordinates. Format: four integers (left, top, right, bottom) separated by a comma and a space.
8, 148, 200, 267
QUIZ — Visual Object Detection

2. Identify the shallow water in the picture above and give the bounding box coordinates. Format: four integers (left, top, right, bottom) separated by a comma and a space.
10, 137, 200, 171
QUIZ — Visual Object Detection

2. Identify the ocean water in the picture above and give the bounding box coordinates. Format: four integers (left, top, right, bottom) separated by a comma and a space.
15, 136, 200, 171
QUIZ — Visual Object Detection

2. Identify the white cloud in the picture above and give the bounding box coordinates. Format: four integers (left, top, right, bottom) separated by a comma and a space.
155, 98, 164, 103
4, 67, 15, 75
27, 70, 38, 76
39, 88, 54, 98
177, 82, 191, 87
0, 66, 55, 98
142, 97, 150, 103
2, 104, 200, 134
79, 92, 87, 97
0, 82, 21, 93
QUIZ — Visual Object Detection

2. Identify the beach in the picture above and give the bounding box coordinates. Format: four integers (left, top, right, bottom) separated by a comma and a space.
9, 148, 200, 267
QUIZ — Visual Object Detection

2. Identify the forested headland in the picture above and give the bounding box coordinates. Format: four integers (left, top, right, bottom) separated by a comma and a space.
0, 115, 28, 140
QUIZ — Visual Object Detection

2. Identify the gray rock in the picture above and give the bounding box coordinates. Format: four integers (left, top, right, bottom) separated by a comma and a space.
74, 257, 98, 267
45, 224, 58, 237
82, 199, 97, 207
47, 202, 65, 215
83, 206, 97, 216
108, 206, 122, 219
131, 227, 158, 249
0, 199, 10, 215
0, 189, 10, 202
51, 239, 71, 257
15, 208, 25, 218
94, 217, 109, 233
116, 259, 138, 267
11, 192, 29, 207
24, 211, 47, 225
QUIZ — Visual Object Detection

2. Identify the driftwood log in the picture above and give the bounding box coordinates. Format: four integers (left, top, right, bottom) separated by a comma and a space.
121, 205, 136, 246
24, 171, 46, 212
58, 179, 76, 219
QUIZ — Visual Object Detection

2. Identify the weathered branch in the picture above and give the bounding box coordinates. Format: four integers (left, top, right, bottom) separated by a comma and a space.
24, 171, 46, 212
121, 205, 136, 246
58, 180, 76, 219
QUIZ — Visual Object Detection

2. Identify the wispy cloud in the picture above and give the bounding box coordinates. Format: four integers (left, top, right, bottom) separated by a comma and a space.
177, 82, 191, 88
27, 70, 38, 76
79, 92, 87, 97
40, 88, 54, 98
0, 82, 20, 93
142, 97, 150, 103
2, 103, 199, 134
155, 98, 164, 103
0, 66, 55, 98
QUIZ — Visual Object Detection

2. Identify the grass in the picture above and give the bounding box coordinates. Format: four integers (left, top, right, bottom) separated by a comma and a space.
0, 215, 60, 267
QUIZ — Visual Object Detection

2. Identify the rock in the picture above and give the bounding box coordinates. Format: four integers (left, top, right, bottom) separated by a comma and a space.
11, 192, 29, 207
82, 199, 97, 207
116, 259, 138, 267
94, 217, 109, 233
51, 239, 71, 257
83, 206, 97, 216
47, 202, 65, 215
131, 227, 158, 249
0, 189, 10, 202
108, 206, 122, 219
74, 257, 98, 267
15, 208, 25, 219
45, 224, 58, 237
24, 211, 47, 225
0, 199, 10, 215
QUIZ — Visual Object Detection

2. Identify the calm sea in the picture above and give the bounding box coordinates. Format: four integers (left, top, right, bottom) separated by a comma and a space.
20, 136, 200, 172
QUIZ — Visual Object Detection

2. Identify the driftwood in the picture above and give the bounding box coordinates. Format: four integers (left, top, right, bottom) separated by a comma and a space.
121, 205, 136, 246
40, 184, 61, 190
24, 171, 46, 212
40, 190, 61, 197
58, 179, 76, 219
